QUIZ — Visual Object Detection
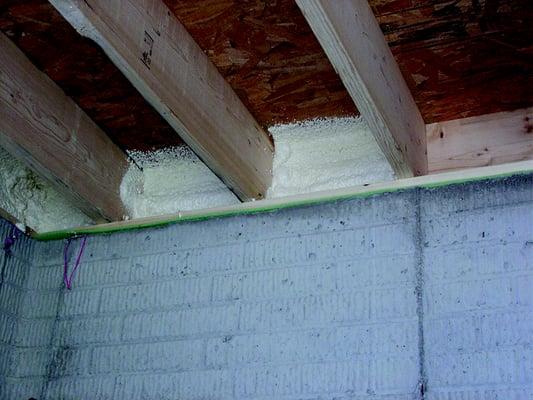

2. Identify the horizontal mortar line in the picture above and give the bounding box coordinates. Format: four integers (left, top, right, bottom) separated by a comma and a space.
1, 376, 45, 382
51, 250, 415, 275
55, 317, 418, 347
424, 307, 533, 322
48, 350, 418, 380
2, 374, 50, 381
422, 237, 531, 249
428, 382, 533, 392
423, 270, 533, 286
59, 299, 416, 321
423, 237, 531, 250
233, 388, 418, 400
81, 327, 418, 350
0, 312, 56, 323
425, 342, 533, 358
424, 304, 533, 320
34, 254, 418, 292
2, 343, 58, 351
32, 241, 417, 271
48, 356, 420, 379
63, 291, 417, 319
69, 275, 416, 296
66, 336, 418, 354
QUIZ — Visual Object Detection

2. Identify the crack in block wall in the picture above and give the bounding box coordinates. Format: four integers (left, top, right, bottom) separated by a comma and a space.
0, 175, 532, 399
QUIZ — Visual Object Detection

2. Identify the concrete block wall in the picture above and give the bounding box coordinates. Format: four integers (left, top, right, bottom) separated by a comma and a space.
0, 175, 531, 399
30, 189, 422, 399
0, 219, 56, 399
421, 178, 533, 399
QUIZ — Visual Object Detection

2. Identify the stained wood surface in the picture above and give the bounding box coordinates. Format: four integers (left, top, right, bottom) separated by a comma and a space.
296, 0, 427, 177
0, 0, 530, 156
164, 0, 358, 125
372, 0, 533, 123
0, 0, 182, 151
427, 107, 533, 173
0, 32, 129, 221
51, 0, 274, 200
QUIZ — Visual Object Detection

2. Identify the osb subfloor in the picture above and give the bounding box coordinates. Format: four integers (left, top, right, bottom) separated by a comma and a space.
0, 0, 531, 151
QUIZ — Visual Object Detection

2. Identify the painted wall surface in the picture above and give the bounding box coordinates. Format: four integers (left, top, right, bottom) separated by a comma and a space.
0, 175, 532, 399
0, 220, 54, 399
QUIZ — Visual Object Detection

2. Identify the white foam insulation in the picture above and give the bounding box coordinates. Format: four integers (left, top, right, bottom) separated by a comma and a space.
0, 146, 93, 232
267, 117, 395, 198
120, 147, 239, 219
1, 117, 394, 231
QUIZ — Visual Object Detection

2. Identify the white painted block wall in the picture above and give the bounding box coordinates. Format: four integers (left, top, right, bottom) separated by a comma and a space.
0, 175, 532, 399
0, 221, 52, 399
421, 179, 533, 399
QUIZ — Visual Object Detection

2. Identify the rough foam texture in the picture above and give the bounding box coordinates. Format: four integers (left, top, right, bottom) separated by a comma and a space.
0, 147, 93, 232
120, 147, 239, 219
120, 117, 394, 218
267, 116, 395, 198
2, 117, 393, 230
1, 175, 532, 399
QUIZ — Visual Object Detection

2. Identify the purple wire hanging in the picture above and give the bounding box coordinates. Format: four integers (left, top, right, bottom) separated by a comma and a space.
63, 236, 88, 290
3, 224, 20, 256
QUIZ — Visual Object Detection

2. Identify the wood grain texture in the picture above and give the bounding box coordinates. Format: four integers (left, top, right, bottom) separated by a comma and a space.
0, 32, 128, 221
0, 0, 183, 152
427, 107, 533, 173
1, 0, 530, 153
297, 0, 427, 177
164, 0, 358, 125
51, 0, 274, 200
372, 0, 533, 123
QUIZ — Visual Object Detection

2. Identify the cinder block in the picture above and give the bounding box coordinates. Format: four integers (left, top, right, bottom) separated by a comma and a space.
61, 288, 101, 317
45, 376, 116, 400
74, 258, 133, 288
91, 339, 205, 374
122, 304, 239, 340
114, 370, 232, 399
13, 318, 55, 347
9, 347, 53, 378
1, 175, 532, 400
422, 178, 533, 397
0, 377, 44, 400
99, 277, 212, 313
55, 316, 123, 346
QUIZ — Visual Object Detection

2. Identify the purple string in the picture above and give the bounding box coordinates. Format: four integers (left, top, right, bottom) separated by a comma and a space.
3, 224, 20, 255
63, 236, 87, 290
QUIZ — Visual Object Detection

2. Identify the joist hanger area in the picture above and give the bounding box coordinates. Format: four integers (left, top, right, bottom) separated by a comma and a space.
0, 0, 531, 233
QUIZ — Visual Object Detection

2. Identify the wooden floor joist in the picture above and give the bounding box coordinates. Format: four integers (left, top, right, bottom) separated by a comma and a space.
296, 0, 427, 178
427, 108, 533, 173
50, 0, 274, 201
0, 33, 129, 222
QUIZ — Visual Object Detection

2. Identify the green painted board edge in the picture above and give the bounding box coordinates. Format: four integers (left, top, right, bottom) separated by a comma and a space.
32, 165, 533, 241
